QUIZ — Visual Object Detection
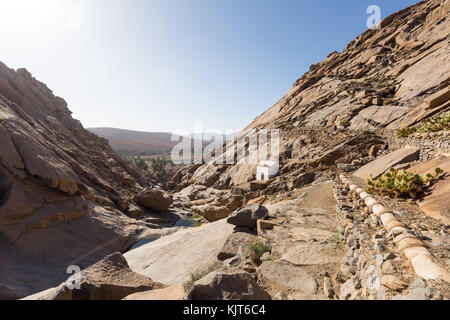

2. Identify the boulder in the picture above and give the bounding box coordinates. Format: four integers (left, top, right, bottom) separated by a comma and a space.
124, 219, 234, 286
217, 232, 258, 261
339, 279, 357, 300
400, 87, 450, 128
187, 270, 271, 300
23, 253, 163, 300
137, 188, 173, 213
173, 186, 243, 222
127, 204, 147, 217
123, 285, 186, 300
227, 204, 269, 228
353, 147, 420, 180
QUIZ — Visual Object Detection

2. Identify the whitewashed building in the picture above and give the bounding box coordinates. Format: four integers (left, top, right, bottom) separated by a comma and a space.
256, 160, 279, 181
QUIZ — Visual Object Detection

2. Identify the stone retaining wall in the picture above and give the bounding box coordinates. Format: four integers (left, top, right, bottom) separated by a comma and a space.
399, 131, 450, 161
331, 174, 449, 300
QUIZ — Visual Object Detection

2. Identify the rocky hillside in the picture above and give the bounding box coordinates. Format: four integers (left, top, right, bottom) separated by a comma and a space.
248, 0, 449, 132
0, 62, 179, 299
172, 0, 450, 219
1, 0, 449, 302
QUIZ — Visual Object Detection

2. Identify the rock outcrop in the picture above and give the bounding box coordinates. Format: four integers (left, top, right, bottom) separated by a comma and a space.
137, 188, 173, 213
23, 253, 163, 300
409, 155, 450, 224
0, 62, 170, 299
124, 219, 234, 286
171, 0, 450, 216
227, 204, 269, 228
353, 147, 420, 179
172, 184, 243, 221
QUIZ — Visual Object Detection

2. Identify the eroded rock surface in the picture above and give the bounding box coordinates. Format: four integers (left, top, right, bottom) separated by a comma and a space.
0, 62, 171, 299
187, 270, 271, 300
23, 253, 163, 300
124, 219, 234, 286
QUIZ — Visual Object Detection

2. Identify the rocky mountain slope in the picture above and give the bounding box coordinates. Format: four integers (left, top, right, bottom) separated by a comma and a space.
2, 0, 449, 301
172, 0, 450, 219
0, 63, 180, 299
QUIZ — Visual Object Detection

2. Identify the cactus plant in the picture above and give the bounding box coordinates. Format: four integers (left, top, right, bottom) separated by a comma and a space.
367, 167, 445, 200
397, 112, 450, 138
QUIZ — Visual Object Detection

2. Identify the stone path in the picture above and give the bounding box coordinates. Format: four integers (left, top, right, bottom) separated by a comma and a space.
257, 181, 344, 300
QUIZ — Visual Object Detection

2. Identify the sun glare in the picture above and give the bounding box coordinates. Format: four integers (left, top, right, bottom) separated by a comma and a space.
0, 0, 63, 32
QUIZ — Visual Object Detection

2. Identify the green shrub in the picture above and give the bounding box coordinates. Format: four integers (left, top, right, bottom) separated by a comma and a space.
397, 112, 450, 138
367, 167, 444, 200
417, 112, 450, 133
248, 241, 272, 265
396, 126, 417, 138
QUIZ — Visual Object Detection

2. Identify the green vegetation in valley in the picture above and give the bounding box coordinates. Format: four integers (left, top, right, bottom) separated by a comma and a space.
133, 156, 148, 171
367, 167, 444, 200
149, 156, 173, 182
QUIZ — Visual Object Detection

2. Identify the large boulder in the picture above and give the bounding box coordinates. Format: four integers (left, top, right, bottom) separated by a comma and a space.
23, 253, 163, 300
137, 188, 173, 213
124, 219, 234, 286
173, 185, 243, 222
187, 270, 271, 300
227, 205, 269, 228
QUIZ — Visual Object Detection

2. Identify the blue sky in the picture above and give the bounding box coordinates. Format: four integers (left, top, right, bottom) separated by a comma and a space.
0, 0, 419, 133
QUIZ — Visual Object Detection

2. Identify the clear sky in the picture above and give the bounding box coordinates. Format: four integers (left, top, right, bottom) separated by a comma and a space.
0, 0, 419, 133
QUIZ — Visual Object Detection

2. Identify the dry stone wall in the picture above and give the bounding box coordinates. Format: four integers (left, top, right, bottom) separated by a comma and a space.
331, 174, 449, 300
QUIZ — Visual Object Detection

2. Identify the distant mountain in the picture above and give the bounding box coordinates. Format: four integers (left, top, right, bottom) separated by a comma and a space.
88, 127, 238, 156
87, 128, 177, 155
